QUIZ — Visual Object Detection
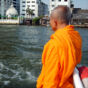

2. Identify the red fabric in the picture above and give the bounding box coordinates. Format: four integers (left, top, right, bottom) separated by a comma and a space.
78, 66, 88, 79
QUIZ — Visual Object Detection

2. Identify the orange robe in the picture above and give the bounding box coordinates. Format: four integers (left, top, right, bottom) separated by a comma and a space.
36, 25, 82, 88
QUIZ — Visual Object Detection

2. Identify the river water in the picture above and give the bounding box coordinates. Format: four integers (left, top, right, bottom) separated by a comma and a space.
0, 25, 88, 88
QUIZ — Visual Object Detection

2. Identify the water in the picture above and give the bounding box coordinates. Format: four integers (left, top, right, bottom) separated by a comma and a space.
0, 25, 88, 88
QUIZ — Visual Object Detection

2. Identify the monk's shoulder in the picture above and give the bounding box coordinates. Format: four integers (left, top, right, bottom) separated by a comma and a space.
44, 39, 55, 50
42, 39, 56, 64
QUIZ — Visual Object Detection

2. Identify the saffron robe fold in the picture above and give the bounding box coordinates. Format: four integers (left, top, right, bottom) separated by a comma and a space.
36, 25, 82, 88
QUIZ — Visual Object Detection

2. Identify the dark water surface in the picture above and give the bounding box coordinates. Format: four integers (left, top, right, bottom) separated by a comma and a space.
0, 25, 88, 88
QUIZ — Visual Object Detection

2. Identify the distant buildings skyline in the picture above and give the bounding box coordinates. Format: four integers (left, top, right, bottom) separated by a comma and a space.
0, 0, 88, 19
20, 0, 48, 18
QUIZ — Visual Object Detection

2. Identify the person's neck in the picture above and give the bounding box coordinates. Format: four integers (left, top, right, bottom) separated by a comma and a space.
57, 23, 68, 30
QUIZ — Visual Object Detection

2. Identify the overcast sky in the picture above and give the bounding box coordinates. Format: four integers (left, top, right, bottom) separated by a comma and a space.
43, 0, 88, 9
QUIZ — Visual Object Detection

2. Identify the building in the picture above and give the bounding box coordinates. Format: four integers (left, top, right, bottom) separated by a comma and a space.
49, 0, 71, 14
71, 8, 88, 25
6, 4, 18, 18
13, 0, 20, 14
38, 2, 49, 17
0, 0, 20, 18
20, 0, 48, 18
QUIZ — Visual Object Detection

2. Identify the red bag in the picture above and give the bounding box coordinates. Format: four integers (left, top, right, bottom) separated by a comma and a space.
78, 66, 88, 88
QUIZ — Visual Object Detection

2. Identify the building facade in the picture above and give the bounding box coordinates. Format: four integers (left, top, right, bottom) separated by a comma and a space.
38, 2, 48, 17
0, 0, 20, 17
13, 0, 20, 14
20, 0, 48, 18
49, 0, 71, 14
72, 8, 88, 25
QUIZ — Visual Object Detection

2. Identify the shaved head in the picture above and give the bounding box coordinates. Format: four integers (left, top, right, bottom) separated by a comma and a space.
50, 5, 71, 24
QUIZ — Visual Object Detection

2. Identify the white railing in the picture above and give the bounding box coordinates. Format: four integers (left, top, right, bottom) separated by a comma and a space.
0, 19, 20, 24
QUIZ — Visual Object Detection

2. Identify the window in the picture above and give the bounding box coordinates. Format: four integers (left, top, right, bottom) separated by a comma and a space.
13, 0, 16, 1
58, 0, 61, 1
52, 5, 55, 7
13, 2, 16, 4
32, 5, 35, 7
64, 0, 67, 1
27, 5, 30, 7
22, 5, 25, 7
22, 1, 25, 3
21, 14, 25, 15
32, 1, 35, 3
22, 9, 25, 11
27, 1, 30, 3
32, 9, 35, 11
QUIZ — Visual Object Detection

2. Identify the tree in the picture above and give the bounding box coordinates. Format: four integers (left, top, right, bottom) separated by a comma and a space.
26, 7, 34, 19
32, 16, 44, 25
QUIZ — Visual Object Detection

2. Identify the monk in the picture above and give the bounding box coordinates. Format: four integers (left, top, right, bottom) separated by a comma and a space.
36, 6, 82, 88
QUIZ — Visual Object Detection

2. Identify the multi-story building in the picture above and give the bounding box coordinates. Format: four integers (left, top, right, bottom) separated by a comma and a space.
38, 2, 48, 17
20, 0, 48, 18
49, 0, 71, 14
0, 0, 20, 17
13, 0, 20, 14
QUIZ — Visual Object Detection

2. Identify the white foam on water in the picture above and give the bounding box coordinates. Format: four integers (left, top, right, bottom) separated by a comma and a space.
26, 72, 37, 82
11, 71, 20, 79
0, 62, 4, 70
35, 61, 42, 65
0, 62, 11, 71
0, 73, 2, 79
4, 81, 10, 85
0, 62, 37, 84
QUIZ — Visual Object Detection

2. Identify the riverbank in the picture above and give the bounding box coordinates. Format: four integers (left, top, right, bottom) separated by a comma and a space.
0, 18, 21, 25
74, 25, 88, 28
0, 16, 88, 28
0, 19, 88, 28
0, 23, 88, 28
1, 24, 88, 28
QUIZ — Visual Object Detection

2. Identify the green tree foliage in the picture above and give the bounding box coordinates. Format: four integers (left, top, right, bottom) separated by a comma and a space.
32, 16, 44, 25
32, 17, 40, 25
26, 7, 34, 18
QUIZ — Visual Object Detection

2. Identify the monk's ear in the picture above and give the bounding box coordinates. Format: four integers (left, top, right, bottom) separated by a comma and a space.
54, 20, 58, 26
52, 20, 57, 31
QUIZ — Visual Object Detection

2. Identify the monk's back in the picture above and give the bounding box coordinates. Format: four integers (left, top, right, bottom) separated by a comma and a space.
51, 25, 82, 88
67, 28, 82, 64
